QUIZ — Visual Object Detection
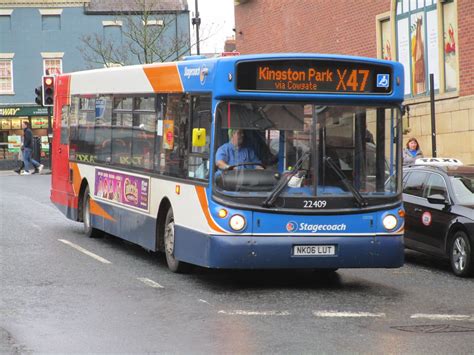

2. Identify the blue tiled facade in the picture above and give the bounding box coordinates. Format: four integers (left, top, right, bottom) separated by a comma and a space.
0, 4, 190, 104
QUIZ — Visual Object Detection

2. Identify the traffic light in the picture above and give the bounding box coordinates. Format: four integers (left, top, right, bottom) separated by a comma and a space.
35, 85, 43, 106
42, 75, 55, 107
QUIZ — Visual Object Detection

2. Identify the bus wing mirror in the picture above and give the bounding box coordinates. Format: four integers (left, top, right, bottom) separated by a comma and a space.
192, 128, 206, 147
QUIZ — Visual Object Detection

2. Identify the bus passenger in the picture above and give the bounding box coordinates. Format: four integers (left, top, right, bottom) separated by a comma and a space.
216, 129, 263, 170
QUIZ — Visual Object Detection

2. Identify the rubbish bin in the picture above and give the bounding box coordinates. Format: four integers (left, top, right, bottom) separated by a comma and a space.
32, 136, 41, 163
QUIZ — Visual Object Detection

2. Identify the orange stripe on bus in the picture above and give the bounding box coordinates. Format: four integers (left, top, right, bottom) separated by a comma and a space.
90, 199, 115, 221
195, 186, 226, 233
143, 64, 183, 92
70, 162, 82, 197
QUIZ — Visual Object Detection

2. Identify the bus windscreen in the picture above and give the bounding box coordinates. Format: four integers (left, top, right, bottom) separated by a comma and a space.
236, 59, 393, 94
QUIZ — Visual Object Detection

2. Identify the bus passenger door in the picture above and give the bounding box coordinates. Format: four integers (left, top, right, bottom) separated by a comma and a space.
51, 76, 74, 214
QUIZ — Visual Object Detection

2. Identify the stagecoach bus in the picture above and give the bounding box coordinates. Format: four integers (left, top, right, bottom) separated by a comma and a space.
51, 53, 405, 272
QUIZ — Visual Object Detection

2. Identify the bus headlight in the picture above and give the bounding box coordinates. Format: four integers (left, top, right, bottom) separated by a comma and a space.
382, 214, 398, 231
229, 214, 246, 231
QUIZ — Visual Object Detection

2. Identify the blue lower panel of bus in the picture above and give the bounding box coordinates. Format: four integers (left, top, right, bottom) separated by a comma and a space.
174, 226, 404, 269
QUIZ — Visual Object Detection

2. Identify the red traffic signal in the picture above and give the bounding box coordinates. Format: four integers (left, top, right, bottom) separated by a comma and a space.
42, 75, 55, 107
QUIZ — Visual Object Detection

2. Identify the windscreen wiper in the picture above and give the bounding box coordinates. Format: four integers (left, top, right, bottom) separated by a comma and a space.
262, 151, 309, 208
324, 157, 368, 207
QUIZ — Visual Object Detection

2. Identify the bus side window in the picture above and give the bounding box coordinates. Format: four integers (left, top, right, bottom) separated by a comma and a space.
155, 94, 189, 178
188, 95, 211, 180
60, 104, 70, 145
132, 96, 156, 170
94, 96, 112, 164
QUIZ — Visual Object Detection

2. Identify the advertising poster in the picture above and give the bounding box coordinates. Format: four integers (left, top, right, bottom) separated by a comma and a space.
411, 13, 426, 95
397, 18, 411, 95
443, 1, 457, 91
94, 169, 149, 211
11, 118, 22, 129
162, 119, 174, 150
41, 136, 49, 152
426, 10, 439, 90
1, 119, 11, 130
7, 135, 21, 153
31, 117, 48, 129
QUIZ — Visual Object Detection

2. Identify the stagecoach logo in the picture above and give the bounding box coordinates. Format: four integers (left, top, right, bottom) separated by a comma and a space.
286, 221, 347, 233
286, 221, 298, 233
183, 65, 208, 85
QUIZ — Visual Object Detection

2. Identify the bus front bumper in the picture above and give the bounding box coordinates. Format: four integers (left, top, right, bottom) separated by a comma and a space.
174, 227, 404, 269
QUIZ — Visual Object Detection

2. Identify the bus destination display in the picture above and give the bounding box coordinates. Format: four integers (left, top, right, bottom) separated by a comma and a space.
236, 60, 392, 94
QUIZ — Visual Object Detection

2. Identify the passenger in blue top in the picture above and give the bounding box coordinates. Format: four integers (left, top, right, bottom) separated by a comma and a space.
216, 129, 263, 170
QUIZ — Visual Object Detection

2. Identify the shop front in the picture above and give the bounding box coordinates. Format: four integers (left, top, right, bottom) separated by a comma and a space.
0, 105, 51, 170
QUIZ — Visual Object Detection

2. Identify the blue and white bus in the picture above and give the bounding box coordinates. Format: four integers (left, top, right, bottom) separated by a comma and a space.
52, 53, 405, 272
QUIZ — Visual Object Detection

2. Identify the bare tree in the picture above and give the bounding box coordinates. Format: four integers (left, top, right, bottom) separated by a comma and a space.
78, 0, 217, 68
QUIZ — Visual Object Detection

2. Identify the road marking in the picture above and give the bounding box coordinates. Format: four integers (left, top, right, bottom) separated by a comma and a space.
32, 223, 41, 231
199, 299, 210, 304
58, 239, 112, 264
313, 311, 386, 318
410, 314, 472, 321
218, 310, 290, 316
137, 277, 164, 288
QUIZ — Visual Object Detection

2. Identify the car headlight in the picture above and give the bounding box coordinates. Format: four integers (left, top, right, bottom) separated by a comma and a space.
229, 214, 246, 231
382, 214, 398, 231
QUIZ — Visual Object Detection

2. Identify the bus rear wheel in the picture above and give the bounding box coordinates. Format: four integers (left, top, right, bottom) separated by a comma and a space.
164, 208, 190, 273
83, 185, 103, 238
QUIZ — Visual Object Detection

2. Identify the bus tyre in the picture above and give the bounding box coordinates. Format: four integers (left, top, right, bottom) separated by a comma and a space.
164, 208, 190, 273
83, 186, 103, 238
449, 231, 472, 277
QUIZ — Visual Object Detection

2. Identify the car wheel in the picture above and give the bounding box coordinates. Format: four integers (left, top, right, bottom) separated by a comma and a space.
83, 186, 103, 238
449, 231, 472, 277
164, 208, 190, 273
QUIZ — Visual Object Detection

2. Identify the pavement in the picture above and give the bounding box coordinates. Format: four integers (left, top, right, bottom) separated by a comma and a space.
0, 168, 51, 177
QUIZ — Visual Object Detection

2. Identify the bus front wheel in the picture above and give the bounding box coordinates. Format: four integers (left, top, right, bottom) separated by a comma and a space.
83, 185, 103, 238
164, 208, 190, 273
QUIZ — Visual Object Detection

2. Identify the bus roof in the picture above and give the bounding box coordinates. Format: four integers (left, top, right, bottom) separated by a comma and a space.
62, 53, 404, 104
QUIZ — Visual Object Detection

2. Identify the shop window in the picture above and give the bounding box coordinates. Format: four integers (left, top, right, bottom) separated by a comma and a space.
42, 15, 60, 31
394, 0, 459, 96
0, 59, 13, 94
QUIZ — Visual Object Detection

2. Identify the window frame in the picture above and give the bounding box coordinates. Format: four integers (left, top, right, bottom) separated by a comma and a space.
0, 58, 14, 94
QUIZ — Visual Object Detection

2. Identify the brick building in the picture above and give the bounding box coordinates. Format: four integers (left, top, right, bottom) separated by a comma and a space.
234, 0, 474, 163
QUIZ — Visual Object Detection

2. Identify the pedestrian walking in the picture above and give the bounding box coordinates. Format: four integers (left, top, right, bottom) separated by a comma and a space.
402, 137, 423, 166
20, 121, 43, 175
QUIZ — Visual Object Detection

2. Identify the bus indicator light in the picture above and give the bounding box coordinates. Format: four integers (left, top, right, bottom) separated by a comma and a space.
218, 209, 228, 218
175, 185, 180, 195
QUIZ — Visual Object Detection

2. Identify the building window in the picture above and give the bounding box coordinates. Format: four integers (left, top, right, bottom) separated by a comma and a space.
396, 0, 440, 97
0, 9, 12, 31
0, 59, 13, 94
102, 21, 123, 42
42, 15, 60, 31
43, 58, 62, 75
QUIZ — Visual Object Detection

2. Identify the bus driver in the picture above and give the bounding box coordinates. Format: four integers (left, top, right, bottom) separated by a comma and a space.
215, 129, 264, 170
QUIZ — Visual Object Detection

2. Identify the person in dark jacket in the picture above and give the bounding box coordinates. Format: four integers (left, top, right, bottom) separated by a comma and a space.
20, 121, 43, 175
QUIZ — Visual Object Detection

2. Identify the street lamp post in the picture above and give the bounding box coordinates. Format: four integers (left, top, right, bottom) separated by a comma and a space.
192, 0, 201, 54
